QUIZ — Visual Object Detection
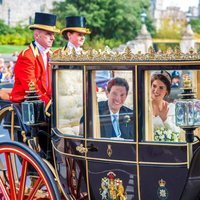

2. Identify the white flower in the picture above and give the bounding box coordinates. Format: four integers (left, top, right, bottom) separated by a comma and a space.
154, 127, 180, 142
166, 132, 172, 139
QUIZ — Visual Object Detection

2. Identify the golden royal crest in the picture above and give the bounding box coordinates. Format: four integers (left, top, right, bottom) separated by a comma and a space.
99, 171, 127, 200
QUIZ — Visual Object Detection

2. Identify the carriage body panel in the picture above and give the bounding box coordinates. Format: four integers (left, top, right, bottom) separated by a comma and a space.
1, 49, 200, 199
50, 50, 200, 199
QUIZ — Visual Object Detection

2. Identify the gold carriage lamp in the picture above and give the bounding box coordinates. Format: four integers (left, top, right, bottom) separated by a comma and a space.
175, 74, 200, 163
21, 81, 46, 126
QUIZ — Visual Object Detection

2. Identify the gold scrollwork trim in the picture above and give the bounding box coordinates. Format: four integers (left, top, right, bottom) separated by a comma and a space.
51, 47, 200, 62
76, 144, 88, 154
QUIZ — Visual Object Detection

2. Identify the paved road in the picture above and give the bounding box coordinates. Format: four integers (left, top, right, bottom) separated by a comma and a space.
0, 99, 14, 141
0, 54, 17, 62
0, 123, 10, 141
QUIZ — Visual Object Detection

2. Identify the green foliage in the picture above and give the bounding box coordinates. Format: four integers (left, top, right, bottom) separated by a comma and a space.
53, 34, 64, 47
0, 20, 13, 34
153, 17, 186, 51
154, 17, 185, 39
0, 19, 60, 47
84, 37, 123, 49
0, 22, 33, 45
0, 45, 26, 54
0, 0, 155, 49
0, 35, 9, 45
154, 43, 180, 52
52, 0, 155, 46
190, 19, 200, 33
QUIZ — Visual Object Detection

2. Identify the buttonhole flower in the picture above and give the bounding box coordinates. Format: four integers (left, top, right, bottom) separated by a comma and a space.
123, 115, 131, 127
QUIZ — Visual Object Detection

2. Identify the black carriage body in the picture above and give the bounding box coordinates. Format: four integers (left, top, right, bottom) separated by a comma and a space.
50, 52, 200, 200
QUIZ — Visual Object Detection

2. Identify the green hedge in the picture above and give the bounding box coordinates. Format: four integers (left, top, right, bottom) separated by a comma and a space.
0, 45, 26, 54
0, 20, 122, 49
0, 20, 33, 45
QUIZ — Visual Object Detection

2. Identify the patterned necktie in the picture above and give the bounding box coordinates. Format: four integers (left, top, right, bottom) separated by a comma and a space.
112, 114, 121, 137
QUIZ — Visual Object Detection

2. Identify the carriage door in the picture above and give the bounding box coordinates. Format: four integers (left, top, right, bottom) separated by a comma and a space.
85, 67, 138, 200
51, 65, 89, 200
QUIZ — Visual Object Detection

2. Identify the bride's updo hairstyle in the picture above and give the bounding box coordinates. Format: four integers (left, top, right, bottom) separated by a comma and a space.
151, 70, 172, 96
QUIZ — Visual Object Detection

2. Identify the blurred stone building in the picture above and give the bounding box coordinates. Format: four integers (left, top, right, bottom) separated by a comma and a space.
0, 0, 63, 26
151, 0, 200, 30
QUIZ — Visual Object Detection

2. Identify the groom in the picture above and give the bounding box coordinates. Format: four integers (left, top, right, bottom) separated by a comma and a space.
98, 77, 134, 139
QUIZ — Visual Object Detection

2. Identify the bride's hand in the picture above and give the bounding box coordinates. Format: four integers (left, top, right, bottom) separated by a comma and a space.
159, 101, 169, 122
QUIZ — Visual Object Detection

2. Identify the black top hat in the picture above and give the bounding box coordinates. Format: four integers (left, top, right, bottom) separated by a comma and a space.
61, 16, 91, 37
29, 12, 60, 33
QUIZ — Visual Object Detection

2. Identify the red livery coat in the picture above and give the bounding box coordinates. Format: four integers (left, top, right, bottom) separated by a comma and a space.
10, 42, 52, 106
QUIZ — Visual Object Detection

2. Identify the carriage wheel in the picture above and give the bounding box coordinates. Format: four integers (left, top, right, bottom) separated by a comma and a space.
0, 104, 52, 161
0, 141, 61, 200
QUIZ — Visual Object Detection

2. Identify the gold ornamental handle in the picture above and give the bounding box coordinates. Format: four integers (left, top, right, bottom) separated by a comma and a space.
76, 144, 88, 153
107, 144, 112, 157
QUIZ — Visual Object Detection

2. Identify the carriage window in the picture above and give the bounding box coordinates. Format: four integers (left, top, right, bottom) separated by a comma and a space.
56, 70, 83, 136
92, 70, 134, 140
144, 69, 200, 143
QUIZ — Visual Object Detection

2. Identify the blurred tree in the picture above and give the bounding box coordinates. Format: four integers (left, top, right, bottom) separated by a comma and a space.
0, 0, 155, 48
153, 17, 186, 51
52, 0, 155, 47
154, 17, 185, 39
192, 19, 200, 52
190, 19, 200, 33
0, 20, 13, 34
0, 21, 32, 45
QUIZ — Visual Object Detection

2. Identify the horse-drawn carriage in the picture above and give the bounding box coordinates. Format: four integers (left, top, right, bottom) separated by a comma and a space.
0, 48, 200, 199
